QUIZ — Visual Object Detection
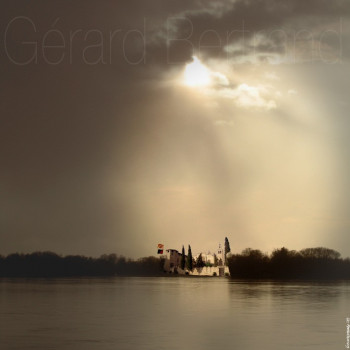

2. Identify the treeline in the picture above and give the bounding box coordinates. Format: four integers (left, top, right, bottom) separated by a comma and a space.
0, 252, 165, 277
228, 247, 350, 280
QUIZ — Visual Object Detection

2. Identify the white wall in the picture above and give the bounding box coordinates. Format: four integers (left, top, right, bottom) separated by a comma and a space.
190, 266, 230, 276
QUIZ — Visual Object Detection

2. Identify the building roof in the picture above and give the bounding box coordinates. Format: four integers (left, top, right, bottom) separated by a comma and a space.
166, 249, 179, 253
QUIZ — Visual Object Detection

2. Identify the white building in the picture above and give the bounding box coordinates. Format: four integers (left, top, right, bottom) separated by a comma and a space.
194, 243, 225, 266
162, 242, 230, 276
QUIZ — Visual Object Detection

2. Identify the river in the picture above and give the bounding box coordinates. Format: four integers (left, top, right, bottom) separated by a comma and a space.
0, 277, 349, 349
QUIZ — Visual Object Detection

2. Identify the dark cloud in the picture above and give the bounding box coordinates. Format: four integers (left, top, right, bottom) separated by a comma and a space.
151, 0, 349, 64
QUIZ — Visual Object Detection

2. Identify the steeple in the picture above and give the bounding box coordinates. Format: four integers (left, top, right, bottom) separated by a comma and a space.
217, 243, 224, 266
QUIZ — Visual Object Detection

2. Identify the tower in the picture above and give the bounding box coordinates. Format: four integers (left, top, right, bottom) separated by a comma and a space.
217, 243, 224, 266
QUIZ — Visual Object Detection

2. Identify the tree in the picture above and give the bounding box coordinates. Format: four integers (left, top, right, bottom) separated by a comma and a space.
300, 247, 341, 260
196, 253, 205, 268
186, 245, 193, 271
241, 248, 265, 259
180, 245, 186, 270
224, 237, 231, 265
213, 253, 218, 267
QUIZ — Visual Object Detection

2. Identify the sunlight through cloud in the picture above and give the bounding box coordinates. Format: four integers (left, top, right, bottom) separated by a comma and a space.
184, 56, 211, 87
181, 56, 277, 110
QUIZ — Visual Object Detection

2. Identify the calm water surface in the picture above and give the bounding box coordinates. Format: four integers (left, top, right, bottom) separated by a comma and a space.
0, 277, 349, 350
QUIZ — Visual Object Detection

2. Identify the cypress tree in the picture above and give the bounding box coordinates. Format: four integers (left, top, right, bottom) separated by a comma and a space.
186, 245, 193, 271
180, 245, 186, 270
213, 253, 218, 267
196, 253, 205, 268
225, 237, 231, 265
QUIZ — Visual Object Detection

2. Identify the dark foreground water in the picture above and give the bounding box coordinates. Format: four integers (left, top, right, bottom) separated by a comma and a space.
0, 277, 349, 350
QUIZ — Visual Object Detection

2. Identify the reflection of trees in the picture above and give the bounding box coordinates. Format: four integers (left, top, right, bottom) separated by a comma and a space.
227, 280, 344, 307
228, 247, 350, 279
0, 252, 165, 277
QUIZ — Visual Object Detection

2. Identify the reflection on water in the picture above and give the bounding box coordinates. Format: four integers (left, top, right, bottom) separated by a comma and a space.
228, 280, 344, 302
225, 281, 349, 349
0, 278, 349, 350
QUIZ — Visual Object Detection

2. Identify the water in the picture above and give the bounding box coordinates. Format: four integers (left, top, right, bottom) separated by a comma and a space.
0, 277, 349, 350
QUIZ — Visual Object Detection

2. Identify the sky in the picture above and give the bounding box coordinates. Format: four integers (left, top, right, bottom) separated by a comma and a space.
1, 0, 350, 259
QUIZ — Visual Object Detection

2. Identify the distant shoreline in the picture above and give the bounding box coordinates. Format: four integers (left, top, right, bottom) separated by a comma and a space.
2, 247, 350, 280
227, 247, 350, 280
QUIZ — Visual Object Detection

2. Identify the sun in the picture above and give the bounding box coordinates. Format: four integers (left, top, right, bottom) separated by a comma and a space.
184, 56, 211, 87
